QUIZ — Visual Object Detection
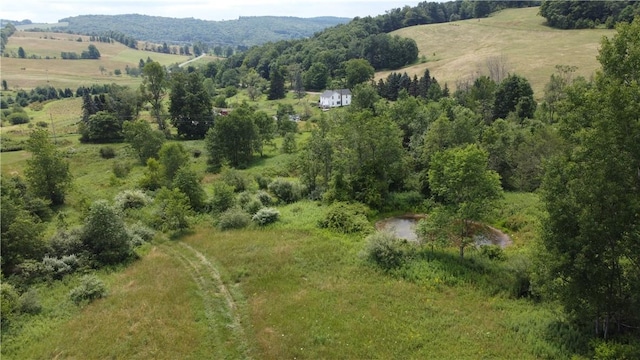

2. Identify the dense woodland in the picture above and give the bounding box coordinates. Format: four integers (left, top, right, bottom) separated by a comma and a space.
1, 3, 640, 358
540, 0, 640, 29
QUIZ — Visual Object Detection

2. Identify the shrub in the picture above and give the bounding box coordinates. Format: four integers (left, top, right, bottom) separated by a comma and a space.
127, 222, 155, 242
209, 182, 236, 213
19, 288, 42, 315
36, 121, 48, 128
7, 112, 30, 125
218, 207, 251, 230
192, 149, 202, 158
173, 167, 206, 211
99, 146, 116, 159
112, 161, 131, 178
318, 202, 372, 234
221, 168, 250, 192
252, 207, 280, 226
82, 200, 132, 265
256, 190, 274, 206
243, 199, 263, 215
254, 174, 271, 190
41, 255, 79, 279
385, 191, 424, 212
69, 275, 107, 305
153, 187, 192, 232
268, 178, 302, 204
114, 189, 151, 211
362, 231, 411, 271
1, 283, 19, 323
49, 228, 84, 257
479, 245, 505, 261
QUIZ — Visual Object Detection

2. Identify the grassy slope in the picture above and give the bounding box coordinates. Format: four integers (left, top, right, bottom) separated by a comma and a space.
380, 7, 614, 97
1, 31, 190, 89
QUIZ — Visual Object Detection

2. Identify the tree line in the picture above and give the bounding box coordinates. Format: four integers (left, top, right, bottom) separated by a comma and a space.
540, 0, 640, 29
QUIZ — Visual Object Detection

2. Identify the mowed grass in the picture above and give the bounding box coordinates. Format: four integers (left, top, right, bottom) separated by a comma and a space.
2, 31, 190, 89
381, 7, 615, 98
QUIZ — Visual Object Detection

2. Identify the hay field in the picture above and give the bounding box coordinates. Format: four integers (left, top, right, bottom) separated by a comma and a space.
1, 31, 190, 90
381, 7, 615, 97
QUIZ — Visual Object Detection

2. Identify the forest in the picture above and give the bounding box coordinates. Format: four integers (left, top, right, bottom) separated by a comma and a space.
1, 3, 639, 359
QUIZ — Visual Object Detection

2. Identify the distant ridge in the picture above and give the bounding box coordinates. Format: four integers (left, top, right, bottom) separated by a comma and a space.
54, 14, 350, 47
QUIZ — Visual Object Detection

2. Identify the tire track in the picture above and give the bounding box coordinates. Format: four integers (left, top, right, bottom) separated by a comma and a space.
161, 242, 249, 358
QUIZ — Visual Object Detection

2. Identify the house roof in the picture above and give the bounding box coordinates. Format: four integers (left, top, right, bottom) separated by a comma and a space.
320, 89, 352, 98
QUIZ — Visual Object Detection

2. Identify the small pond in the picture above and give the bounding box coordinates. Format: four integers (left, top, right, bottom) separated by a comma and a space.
375, 215, 512, 248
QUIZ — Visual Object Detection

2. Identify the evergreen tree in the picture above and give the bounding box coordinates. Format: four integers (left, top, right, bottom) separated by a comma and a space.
268, 65, 286, 100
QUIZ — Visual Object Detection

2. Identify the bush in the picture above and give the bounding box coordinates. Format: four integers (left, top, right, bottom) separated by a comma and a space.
82, 200, 132, 265
256, 190, 274, 206
218, 207, 251, 230
385, 191, 424, 212
7, 112, 30, 125
112, 161, 132, 178
318, 202, 372, 234
127, 222, 155, 242
41, 255, 79, 279
209, 182, 236, 213
114, 189, 151, 211
254, 174, 271, 190
192, 149, 202, 158
221, 168, 250, 192
99, 146, 116, 159
36, 121, 48, 128
69, 275, 107, 305
243, 199, 263, 215
268, 178, 302, 204
1, 283, 19, 323
252, 207, 280, 226
49, 228, 84, 257
19, 288, 42, 315
362, 231, 411, 271
479, 245, 505, 261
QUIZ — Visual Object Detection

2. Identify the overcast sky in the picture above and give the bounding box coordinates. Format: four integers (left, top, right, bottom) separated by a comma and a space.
2, 0, 422, 23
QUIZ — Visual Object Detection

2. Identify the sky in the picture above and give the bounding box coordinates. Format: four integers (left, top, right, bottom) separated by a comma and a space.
2, 0, 422, 23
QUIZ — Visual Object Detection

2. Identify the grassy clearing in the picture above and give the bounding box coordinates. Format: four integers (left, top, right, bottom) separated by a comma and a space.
383, 7, 614, 98
2, 31, 189, 89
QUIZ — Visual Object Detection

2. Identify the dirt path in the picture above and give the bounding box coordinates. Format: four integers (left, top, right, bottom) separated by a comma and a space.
161, 242, 250, 358
178, 54, 206, 68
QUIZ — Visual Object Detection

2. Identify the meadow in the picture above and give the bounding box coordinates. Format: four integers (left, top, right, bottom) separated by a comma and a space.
385, 7, 615, 97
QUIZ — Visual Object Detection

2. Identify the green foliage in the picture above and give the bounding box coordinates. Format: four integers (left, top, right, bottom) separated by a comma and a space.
173, 166, 206, 211
209, 182, 236, 214
268, 178, 302, 204
49, 228, 84, 258
123, 119, 165, 164
142, 61, 168, 130
153, 187, 193, 232
304, 62, 329, 91
99, 146, 116, 159
362, 231, 412, 271
7, 111, 30, 125
217, 207, 251, 230
79, 111, 123, 143
18, 288, 42, 315
25, 129, 72, 205
318, 201, 372, 234
1, 282, 19, 323
539, 1, 640, 29
256, 190, 274, 206
114, 189, 152, 211
280, 133, 297, 154
139, 158, 163, 190
112, 161, 132, 178
69, 275, 107, 305
82, 200, 132, 265
343, 59, 375, 89
252, 207, 280, 226
268, 65, 286, 100
428, 144, 503, 258
205, 104, 258, 170
493, 74, 536, 120
220, 167, 250, 192
158, 142, 189, 183
169, 71, 214, 139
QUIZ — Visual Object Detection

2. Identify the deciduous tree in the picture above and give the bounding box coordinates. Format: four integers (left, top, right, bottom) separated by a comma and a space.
25, 129, 72, 205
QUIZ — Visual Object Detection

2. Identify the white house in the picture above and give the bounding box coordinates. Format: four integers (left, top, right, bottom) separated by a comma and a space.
319, 89, 352, 108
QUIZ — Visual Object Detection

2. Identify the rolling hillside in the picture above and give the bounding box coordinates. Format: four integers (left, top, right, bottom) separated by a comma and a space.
380, 7, 615, 97
1, 31, 192, 89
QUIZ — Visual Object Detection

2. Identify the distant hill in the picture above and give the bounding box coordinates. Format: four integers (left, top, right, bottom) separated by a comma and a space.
54, 15, 350, 47
381, 7, 615, 98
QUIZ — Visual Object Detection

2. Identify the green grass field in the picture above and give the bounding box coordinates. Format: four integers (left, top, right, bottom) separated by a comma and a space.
1, 31, 190, 90
382, 7, 614, 98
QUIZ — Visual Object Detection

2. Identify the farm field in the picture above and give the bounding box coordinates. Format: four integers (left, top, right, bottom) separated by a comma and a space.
1, 31, 190, 90
383, 7, 615, 97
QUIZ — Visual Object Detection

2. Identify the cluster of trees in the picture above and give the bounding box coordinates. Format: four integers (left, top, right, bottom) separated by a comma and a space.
79, 84, 141, 142
60, 44, 101, 60
540, 0, 640, 29
89, 30, 137, 48
56, 14, 349, 48
0, 22, 16, 53
376, 69, 446, 101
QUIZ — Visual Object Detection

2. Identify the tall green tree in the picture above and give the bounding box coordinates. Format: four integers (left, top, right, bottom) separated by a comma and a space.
304, 62, 329, 91
123, 120, 165, 164
17, 46, 25, 58
158, 142, 190, 184
428, 144, 503, 258
493, 74, 536, 120
169, 71, 214, 139
205, 104, 258, 171
268, 64, 286, 100
25, 129, 72, 205
343, 59, 375, 90
142, 61, 168, 130
82, 200, 132, 265
537, 18, 640, 338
